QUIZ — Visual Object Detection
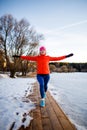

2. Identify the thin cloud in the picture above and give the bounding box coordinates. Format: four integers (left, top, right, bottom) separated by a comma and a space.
42, 20, 87, 36
58, 20, 87, 31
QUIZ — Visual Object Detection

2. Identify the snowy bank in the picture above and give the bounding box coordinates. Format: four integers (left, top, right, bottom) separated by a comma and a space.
0, 73, 10, 78
0, 75, 36, 130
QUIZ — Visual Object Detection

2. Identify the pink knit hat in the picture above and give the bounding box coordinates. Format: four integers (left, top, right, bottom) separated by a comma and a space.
39, 46, 46, 51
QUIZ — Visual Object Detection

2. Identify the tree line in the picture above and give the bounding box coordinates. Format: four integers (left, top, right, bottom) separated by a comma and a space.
0, 14, 43, 77
49, 62, 87, 72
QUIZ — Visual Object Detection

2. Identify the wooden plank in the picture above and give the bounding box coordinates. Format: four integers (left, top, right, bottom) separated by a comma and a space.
32, 108, 43, 130
41, 107, 53, 130
47, 91, 77, 130
46, 95, 63, 130
30, 84, 43, 130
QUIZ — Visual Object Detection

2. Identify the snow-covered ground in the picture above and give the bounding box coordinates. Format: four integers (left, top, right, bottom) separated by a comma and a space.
0, 74, 36, 130
49, 72, 87, 130
0, 73, 87, 130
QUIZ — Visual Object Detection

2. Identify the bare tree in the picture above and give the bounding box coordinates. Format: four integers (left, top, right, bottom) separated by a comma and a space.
0, 14, 44, 77
11, 19, 43, 76
0, 14, 16, 70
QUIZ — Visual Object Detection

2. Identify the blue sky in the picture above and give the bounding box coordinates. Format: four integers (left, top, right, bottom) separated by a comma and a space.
0, 0, 87, 62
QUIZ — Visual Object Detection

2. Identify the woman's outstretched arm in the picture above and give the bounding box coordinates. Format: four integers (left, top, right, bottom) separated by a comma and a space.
49, 53, 73, 61
12, 55, 38, 61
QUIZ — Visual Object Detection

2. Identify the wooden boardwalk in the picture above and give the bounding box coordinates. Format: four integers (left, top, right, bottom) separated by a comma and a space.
19, 82, 77, 130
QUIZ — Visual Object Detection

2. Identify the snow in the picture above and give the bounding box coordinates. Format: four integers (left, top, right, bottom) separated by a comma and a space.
49, 72, 87, 130
0, 75, 36, 130
0, 72, 87, 130
0, 73, 10, 78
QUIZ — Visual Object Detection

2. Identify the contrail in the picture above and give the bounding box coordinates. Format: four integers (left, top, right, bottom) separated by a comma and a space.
43, 20, 87, 36
58, 20, 87, 31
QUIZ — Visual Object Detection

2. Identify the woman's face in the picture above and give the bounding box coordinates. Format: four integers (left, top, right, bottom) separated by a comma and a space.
40, 50, 46, 55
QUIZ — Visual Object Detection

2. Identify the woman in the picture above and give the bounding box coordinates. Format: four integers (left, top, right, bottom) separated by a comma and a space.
13, 46, 73, 107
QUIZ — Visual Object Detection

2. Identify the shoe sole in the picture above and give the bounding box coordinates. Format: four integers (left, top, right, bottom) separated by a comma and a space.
40, 105, 45, 107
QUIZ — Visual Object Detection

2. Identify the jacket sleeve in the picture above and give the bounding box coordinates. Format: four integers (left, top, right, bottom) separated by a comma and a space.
20, 55, 38, 61
49, 55, 66, 61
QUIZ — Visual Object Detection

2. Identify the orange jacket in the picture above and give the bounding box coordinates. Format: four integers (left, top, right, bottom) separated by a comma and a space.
21, 55, 66, 74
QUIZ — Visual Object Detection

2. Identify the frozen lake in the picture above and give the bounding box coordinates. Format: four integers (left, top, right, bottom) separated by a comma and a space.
49, 72, 87, 130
